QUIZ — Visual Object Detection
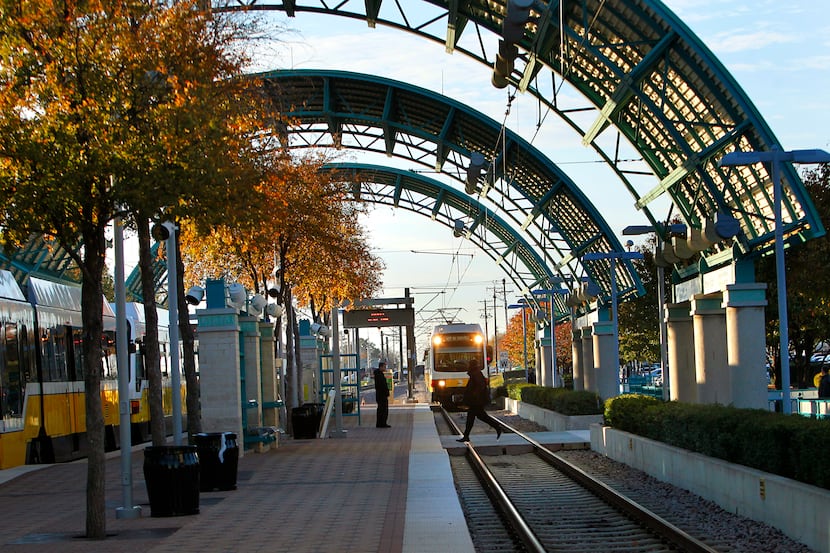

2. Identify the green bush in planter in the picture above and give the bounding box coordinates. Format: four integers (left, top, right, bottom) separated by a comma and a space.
507, 383, 602, 416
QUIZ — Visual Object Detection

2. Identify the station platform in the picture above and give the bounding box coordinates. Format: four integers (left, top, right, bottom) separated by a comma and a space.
0, 402, 589, 553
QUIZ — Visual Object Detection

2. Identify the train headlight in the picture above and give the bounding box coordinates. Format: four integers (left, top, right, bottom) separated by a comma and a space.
432, 335, 442, 346
473, 334, 484, 344
437, 380, 446, 388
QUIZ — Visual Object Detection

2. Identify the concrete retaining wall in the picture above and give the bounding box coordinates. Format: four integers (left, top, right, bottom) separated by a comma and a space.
591, 424, 830, 553
503, 397, 603, 431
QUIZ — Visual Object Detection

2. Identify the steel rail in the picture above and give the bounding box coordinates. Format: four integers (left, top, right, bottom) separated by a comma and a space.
492, 417, 721, 553
438, 406, 545, 553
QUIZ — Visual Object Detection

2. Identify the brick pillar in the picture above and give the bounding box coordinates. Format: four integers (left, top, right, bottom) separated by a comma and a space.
259, 321, 279, 430
723, 283, 768, 409
196, 307, 243, 458
666, 302, 696, 403
581, 326, 595, 393
592, 320, 618, 400
239, 316, 262, 437
691, 293, 728, 405
571, 328, 584, 390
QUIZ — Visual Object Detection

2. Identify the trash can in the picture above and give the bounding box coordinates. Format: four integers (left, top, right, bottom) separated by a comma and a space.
194, 432, 239, 492
292, 403, 323, 439
143, 445, 200, 517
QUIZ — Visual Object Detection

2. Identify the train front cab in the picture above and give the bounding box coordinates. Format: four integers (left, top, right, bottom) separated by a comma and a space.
429, 362, 470, 409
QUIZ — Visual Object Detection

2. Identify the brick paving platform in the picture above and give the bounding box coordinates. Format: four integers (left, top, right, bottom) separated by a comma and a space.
0, 399, 474, 553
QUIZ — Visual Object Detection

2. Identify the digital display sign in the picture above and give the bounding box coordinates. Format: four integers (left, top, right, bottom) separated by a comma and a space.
343, 308, 415, 328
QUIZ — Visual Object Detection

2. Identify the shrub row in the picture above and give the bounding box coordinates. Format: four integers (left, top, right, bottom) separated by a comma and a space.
504, 383, 603, 416
605, 395, 830, 490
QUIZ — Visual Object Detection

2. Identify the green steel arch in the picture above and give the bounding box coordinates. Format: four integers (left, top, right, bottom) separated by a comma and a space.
216, 0, 824, 271
324, 162, 574, 318
259, 68, 642, 306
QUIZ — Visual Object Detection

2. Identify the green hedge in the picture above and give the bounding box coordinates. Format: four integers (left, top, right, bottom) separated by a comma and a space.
505, 383, 603, 416
604, 395, 830, 490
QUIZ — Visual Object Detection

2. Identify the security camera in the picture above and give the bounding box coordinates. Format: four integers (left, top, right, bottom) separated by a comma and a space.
227, 283, 246, 309
185, 286, 205, 306
266, 303, 284, 318
250, 294, 268, 312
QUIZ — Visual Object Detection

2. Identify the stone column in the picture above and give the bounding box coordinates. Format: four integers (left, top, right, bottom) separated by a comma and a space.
581, 326, 595, 393
571, 328, 584, 390
592, 320, 618, 400
259, 321, 279, 430
691, 293, 728, 405
196, 307, 243, 458
239, 316, 262, 436
666, 302, 696, 403
723, 283, 768, 409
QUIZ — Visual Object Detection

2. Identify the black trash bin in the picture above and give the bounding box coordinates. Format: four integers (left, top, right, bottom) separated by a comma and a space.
143, 445, 200, 517
292, 403, 324, 439
194, 432, 239, 492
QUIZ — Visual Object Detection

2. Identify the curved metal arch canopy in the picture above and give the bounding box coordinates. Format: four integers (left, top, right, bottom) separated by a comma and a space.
258, 68, 643, 305
324, 162, 571, 319
217, 0, 824, 269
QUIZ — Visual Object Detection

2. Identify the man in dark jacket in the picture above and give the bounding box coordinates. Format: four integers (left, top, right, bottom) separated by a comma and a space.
374, 361, 391, 428
457, 359, 502, 442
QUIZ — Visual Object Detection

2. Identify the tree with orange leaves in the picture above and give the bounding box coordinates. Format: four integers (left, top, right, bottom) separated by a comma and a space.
0, 0, 271, 538
180, 152, 383, 410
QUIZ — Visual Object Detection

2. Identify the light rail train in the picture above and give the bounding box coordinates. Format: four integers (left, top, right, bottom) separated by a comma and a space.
425, 323, 486, 408
0, 270, 182, 469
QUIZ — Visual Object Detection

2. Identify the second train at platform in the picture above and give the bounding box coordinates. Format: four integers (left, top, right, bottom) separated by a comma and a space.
0, 270, 184, 469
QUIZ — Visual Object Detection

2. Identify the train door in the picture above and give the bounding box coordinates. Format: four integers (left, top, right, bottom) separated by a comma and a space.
41, 323, 82, 453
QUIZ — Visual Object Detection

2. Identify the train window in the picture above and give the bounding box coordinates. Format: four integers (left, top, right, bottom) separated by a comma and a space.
101, 332, 117, 379
3, 322, 23, 418
71, 328, 84, 380
41, 326, 67, 382
160, 343, 169, 377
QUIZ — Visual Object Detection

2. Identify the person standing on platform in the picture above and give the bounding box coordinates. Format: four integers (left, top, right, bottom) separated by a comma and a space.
457, 359, 502, 442
374, 361, 391, 428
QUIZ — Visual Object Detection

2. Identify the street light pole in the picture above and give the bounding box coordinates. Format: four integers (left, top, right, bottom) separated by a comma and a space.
719, 147, 830, 414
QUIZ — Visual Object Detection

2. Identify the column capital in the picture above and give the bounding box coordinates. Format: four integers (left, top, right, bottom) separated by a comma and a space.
690, 292, 725, 316
722, 283, 768, 308
666, 301, 692, 322
592, 321, 614, 335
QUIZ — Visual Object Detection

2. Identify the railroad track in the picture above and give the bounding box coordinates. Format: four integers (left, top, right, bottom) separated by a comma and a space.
435, 406, 721, 553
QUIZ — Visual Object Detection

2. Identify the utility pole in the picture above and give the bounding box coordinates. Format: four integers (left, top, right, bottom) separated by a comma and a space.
480, 299, 490, 381
492, 288, 498, 373
502, 278, 509, 329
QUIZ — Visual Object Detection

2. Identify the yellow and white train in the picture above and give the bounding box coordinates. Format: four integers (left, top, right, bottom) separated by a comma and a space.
425, 323, 487, 408
0, 270, 183, 469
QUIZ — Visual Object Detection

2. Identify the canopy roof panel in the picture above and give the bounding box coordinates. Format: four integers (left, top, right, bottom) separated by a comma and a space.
259, 69, 643, 304
217, 0, 823, 260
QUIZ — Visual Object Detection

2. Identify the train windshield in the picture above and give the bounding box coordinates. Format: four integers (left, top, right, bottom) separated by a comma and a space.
433, 352, 483, 373
431, 331, 484, 373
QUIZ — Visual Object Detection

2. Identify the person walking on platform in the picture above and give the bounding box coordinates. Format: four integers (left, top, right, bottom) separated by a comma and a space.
374, 361, 391, 428
457, 359, 502, 442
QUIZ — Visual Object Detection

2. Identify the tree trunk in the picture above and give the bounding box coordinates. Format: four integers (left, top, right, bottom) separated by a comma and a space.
175, 229, 201, 437
285, 296, 296, 411
292, 297, 303, 407
137, 218, 166, 445
80, 225, 107, 539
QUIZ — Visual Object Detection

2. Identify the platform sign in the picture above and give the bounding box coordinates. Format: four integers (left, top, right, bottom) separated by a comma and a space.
499, 351, 509, 371
343, 307, 415, 328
